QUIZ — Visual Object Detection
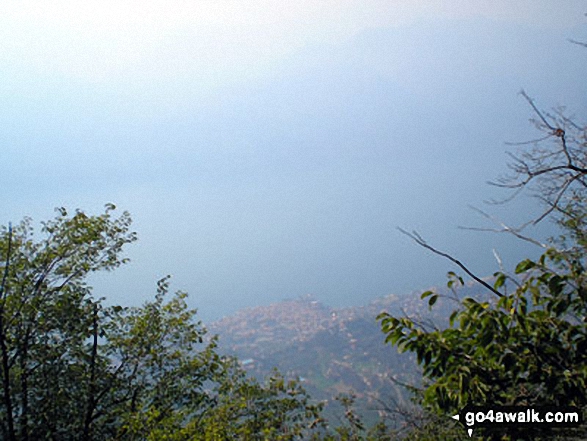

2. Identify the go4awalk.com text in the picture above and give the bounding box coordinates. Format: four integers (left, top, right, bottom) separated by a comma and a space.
450, 405, 583, 437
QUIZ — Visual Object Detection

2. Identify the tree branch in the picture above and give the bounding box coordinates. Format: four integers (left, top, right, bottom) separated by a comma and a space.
459, 205, 547, 248
0, 224, 16, 441
398, 228, 503, 298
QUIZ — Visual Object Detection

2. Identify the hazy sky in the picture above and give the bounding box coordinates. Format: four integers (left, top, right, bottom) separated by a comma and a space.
1, 1, 586, 321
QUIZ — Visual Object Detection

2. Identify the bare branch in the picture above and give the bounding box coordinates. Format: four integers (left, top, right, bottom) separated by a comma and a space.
520, 90, 557, 132
504, 134, 552, 146
533, 172, 583, 224
488, 93, 587, 224
459, 205, 547, 248
568, 38, 587, 48
398, 228, 504, 298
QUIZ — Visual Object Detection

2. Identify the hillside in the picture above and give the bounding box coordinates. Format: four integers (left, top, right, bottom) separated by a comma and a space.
209, 282, 490, 423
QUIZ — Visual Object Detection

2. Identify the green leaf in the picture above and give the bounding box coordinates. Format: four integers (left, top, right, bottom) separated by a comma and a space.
515, 259, 536, 274
421, 290, 435, 299
494, 272, 506, 289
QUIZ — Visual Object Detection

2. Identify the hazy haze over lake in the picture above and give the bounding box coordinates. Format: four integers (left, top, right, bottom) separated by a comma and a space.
1, 1, 586, 322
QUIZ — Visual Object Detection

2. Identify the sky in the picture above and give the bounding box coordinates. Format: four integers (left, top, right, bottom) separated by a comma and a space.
1, 1, 586, 322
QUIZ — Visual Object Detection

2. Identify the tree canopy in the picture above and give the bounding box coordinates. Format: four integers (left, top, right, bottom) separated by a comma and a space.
379, 92, 587, 440
0, 205, 333, 441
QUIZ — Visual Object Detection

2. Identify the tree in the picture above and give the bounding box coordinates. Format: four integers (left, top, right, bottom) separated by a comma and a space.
492, 90, 587, 225
192, 365, 326, 441
0, 205, 137, 441
378, 91, 587, 439
0, 205, 329, 440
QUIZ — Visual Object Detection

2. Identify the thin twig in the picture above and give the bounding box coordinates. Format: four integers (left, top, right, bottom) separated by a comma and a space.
459, 205, 547, 248
568, 39, 587, 48
398, 228, 503, 298
520, 90, 556, 131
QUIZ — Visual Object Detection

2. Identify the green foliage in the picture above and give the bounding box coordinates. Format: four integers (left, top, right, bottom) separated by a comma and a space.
379, 133, 587, 440
316, 393, 396, 441
379, 235, 587, 439
192, 366, 326, 440
377, 69, 587, 438
0, 206, 338, 440
0, 205, 137, 440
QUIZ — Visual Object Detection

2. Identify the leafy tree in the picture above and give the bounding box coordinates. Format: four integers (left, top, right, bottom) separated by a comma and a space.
192, 365, 326, 441
0, 205, 329, 440
101, 276, 224, 440
378, 91, 587, 439
0, 205, 136, 440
